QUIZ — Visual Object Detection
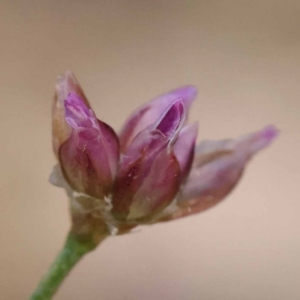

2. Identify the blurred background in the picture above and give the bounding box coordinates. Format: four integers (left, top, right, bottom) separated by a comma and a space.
0, 1, 299, 299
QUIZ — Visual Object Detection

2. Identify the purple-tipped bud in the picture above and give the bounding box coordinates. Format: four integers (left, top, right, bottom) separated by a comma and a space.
162, 125, 279, 221
112, 100, 185, 220
59, 93, 119, 199
119, 85, 197, 152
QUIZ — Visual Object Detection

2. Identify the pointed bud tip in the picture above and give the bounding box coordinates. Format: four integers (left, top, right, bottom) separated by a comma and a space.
249, 125, 279, 155
54, 71, 82, 108
55, 71, 75, 91
260, 125, 280, 142
177, 85, 198, 98
175, 85, 198, 106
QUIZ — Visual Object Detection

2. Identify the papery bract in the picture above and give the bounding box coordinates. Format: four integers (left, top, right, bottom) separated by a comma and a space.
52, 71, 90, 157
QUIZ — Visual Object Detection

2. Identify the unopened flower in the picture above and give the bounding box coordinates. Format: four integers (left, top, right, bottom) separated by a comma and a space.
50, 71, 278, 243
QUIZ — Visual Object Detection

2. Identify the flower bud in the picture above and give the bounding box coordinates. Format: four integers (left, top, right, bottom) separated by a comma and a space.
112, 100, 185, 220
51, 71, 279, 236
58, 93, 119, 199
162, 125, 279, 221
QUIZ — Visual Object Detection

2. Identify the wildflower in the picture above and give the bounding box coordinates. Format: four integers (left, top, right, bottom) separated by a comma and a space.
50, 71, 278, 243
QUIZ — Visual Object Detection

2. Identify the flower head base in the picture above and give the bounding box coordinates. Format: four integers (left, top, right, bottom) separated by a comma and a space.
51, 71, 279, 243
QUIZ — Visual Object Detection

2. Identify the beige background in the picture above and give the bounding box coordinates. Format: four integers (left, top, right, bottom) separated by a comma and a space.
0, 1, 299, 299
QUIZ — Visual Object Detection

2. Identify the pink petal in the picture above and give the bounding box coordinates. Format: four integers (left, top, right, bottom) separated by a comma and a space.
111, 130, 167, 220
52, 71, 90, 157
59, 94, 119, 199
119, 85, 197, 152
162, 125, 279, 221
112, 100, 186, 219
127, 150, 180, 221
173, 123, 198, 179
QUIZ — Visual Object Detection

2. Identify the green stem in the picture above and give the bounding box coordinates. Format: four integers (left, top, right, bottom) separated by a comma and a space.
29, 232, 106, 300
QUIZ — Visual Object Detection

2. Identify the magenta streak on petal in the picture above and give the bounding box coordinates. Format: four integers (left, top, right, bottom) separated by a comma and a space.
156, 100, 185, 139
64, 93, 98, 130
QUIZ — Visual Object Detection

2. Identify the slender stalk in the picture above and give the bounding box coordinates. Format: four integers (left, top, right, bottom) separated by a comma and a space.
29, 232, 106, 300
